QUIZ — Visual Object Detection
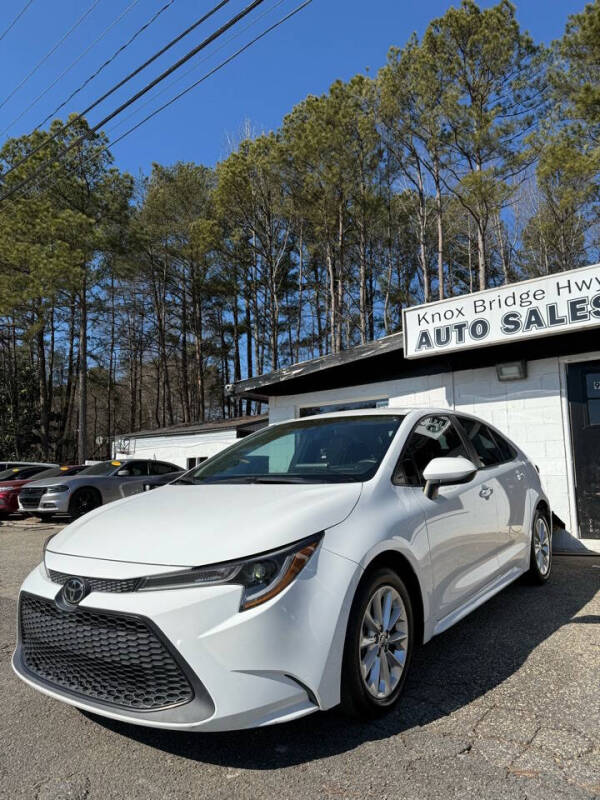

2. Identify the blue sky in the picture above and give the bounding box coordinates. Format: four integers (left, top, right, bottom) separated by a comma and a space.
0, 0, 586, 176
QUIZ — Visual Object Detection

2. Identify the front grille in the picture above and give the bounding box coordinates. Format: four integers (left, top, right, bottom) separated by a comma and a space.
19, 593, 194, 711
48, 570, 141, 594
19, 488, 45, 508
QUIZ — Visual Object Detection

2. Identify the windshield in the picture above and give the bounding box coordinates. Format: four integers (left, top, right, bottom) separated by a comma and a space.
79, 461, 120, 476
180, 415, 404, 484
0, 465, 48, 481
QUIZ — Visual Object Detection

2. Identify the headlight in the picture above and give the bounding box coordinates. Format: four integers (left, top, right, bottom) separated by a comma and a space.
138, 533, 323, 610
46, 485, 69, 494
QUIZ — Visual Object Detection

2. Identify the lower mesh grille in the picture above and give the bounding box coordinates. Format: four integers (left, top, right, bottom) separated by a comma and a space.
19, 593, 194, 711
48, 570, 141, 594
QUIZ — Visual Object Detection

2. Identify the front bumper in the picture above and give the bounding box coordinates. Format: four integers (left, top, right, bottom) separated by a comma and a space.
18, 490, 71, 514
12, 546, 360, 731
0, 494, 18, 513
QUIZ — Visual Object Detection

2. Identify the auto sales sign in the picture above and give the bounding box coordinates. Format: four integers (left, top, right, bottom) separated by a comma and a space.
403, 263, 600, 359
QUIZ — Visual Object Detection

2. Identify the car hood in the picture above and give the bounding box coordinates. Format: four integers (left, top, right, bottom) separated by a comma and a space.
24, 476, 80, 489
0, 479, 28, 489
47, 482, 363, 567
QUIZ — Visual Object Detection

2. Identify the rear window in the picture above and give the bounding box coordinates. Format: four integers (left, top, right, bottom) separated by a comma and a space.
457, 417, 504, 468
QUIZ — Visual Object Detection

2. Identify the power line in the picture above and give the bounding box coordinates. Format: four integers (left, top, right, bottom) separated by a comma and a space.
109, 0, 312, 150
1, 0, 143, 138
37, 0, 177, 131
106, 0, 287, 139
0, 0, 311, 206
0, 0, 102, 112
91, 0, 267, 132
1, 0, 232, 184
0, 0, 36, 44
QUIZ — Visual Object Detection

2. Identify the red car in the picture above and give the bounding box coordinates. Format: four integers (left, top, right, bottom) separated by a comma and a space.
0, 465, 84, 520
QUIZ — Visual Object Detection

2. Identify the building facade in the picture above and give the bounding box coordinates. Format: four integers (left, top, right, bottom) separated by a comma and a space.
112, 416, 267, 470
230, 265, 600, 552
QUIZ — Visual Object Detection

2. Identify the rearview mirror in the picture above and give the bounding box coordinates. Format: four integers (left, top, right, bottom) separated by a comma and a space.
422, 456, 477, 500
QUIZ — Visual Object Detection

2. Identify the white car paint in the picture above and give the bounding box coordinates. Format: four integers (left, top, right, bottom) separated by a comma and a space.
13, 408, 550, 731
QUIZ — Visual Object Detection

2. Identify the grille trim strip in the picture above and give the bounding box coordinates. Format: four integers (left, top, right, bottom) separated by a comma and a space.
48, 570, 141, 594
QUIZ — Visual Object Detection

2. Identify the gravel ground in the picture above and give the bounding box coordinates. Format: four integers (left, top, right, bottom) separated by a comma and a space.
1, 520, 599, 800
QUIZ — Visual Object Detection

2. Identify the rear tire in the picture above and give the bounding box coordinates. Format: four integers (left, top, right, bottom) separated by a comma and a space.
69, 488, 101, 520
341, 567, 414, 720
528, 508, 552, 584
0, 512, 8, 522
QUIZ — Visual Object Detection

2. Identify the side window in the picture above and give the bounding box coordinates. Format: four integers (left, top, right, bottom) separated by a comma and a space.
492, 431, 517, 463
394, 415, 468, 486
120, 461, 148, 477
457, 417, 503, 468
149, 462, 178, 476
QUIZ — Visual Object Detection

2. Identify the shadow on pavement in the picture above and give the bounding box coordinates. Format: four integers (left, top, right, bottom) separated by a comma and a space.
87, 556, 599, 769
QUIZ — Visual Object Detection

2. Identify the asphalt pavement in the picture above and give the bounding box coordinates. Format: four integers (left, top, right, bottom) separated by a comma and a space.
1, 519, 599, 800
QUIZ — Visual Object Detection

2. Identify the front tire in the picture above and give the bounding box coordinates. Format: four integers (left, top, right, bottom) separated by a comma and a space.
69, 488, 101, 520
528, 509, 552, 584
341, 567, 414, 720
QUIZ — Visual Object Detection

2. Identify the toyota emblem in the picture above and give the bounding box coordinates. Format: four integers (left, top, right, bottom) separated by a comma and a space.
62, 577, 87, 605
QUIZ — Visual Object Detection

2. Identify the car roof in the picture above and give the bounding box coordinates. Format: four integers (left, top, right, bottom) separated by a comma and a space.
281, 407, 463, 422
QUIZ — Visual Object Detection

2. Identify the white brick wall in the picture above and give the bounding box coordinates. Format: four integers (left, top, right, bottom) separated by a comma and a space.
113, 429, 238, 469
267, 355, 575, 535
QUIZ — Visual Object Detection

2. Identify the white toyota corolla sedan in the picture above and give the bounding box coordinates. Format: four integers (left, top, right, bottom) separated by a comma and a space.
13, 409, 552, 731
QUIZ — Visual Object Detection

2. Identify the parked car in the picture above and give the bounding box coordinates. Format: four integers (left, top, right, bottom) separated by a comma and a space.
13, 410, 551, 731
0, 464, 62, 520
18, 458, 182, 521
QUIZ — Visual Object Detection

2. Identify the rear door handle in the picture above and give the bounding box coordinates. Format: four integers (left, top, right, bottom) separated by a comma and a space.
479, 485, 493, 500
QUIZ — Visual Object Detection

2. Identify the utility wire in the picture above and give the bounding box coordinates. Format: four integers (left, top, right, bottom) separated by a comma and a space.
37, 0, 177, 131
91, 0, 266, 132
1, 0, 232, 183
1, 0, 142, 138
0, 0, 311, 206
106, 0, 287, 138
0, 0, 102, 112
109, 0, 312, 150
0, 0, 266, 199
0, 0, 36, 44
20, 0, 311, 201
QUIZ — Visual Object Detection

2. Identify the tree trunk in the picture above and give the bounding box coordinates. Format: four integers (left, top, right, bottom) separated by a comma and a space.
77, 270, 88, 463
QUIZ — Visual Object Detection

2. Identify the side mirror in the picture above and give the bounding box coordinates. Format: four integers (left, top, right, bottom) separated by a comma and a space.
116, 468, 129, 477
422, 456, 477, 500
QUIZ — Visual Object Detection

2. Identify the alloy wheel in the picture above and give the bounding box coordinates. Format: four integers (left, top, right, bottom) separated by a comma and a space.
533, 516, 551, 575
359, 585, 409, 699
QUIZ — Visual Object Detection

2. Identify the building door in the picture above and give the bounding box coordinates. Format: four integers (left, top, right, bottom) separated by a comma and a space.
567, 360, 600, 539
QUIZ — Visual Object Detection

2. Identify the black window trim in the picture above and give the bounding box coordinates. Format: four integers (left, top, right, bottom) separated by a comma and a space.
453, 415, 518, 470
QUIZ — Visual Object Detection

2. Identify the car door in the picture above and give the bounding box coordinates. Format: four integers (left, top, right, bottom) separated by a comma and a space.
455, 416, 530, 572
395, 414, 501, 623
115, 460, 151, 498
475, 423, 529, 572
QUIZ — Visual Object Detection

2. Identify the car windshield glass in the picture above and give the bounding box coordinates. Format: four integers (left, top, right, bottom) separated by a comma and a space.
0, 466, 46, 481
78, 461, 119, 476
25, 468, 63, 481
180, 415, 404, 484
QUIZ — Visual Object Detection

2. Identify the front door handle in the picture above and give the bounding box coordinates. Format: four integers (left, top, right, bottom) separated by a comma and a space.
479, 485, 494, 500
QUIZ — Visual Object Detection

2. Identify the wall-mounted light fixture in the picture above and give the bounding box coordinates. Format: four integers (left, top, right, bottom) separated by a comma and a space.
496, 360, 527, 382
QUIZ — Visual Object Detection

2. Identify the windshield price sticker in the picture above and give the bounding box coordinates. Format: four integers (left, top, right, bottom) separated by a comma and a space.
403, 264, 600, 359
